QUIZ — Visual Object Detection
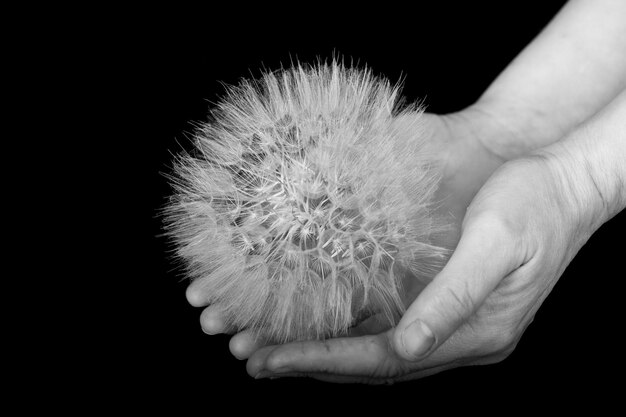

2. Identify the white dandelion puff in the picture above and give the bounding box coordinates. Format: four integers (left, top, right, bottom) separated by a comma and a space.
164, 60, 449, 343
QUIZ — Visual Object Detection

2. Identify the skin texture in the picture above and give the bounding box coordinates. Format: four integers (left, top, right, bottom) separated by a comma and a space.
186, 0, 626, 383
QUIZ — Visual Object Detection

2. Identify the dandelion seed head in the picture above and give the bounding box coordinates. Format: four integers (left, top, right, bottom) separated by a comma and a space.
164, 60, 449, 343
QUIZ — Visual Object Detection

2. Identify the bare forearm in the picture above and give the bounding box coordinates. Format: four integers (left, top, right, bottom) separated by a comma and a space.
538, 89, 626, 232
473, 0, 626, 160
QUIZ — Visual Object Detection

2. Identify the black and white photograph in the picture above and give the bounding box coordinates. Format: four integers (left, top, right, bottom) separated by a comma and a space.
102, 0, 626, 407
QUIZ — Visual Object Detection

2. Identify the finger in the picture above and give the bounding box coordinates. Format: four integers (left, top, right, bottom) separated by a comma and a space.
229, 330, 268, 360
304, 361, 459, 384
253, 365, 455, 384
246, 344, 281, 377
249, 330, 406, 379
250, 320, 486, 381
186, 279, 212, 307
260, 371, 398, 384
392, 213, 524, 362
200, 305, 234, 335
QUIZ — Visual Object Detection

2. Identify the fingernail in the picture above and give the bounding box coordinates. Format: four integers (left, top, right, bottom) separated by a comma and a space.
401, 319, 436, 361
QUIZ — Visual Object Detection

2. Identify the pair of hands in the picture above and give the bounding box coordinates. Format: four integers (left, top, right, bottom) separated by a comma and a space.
186, 108, 595, 383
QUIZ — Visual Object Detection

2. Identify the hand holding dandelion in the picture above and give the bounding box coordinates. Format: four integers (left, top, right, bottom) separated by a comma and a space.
167, 62, 451, 344
168, 0, 626, 384
242, 89, 625, 383
230, 0, 626, 382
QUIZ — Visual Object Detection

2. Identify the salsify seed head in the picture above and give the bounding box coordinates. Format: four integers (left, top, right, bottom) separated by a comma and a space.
165, 60, 448, 343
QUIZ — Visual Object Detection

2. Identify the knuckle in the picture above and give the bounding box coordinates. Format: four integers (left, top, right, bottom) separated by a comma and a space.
464, 210, 525, 259
472, 211, 519, 243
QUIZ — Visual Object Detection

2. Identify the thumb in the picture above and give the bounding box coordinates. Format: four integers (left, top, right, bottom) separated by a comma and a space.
393, 214, 522, 361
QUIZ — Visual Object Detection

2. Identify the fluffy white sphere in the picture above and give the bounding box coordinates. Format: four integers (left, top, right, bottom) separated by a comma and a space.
165, 61, 448, 342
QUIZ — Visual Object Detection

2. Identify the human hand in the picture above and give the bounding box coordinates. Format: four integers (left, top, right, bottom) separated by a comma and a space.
244, 142, 602, 383
185, 0, 626, 380
184, 108, 512, 364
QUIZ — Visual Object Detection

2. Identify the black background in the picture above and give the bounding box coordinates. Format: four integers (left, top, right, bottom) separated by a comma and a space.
105, 0, 624, 407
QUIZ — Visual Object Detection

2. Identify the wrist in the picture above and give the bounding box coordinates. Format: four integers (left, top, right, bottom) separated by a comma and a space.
463, 98, 568, 161
533, 93, 626, 233
440, 105, 516, 163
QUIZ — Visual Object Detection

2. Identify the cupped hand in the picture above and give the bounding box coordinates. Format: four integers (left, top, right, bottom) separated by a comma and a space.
185, 109, 503, 357
247, 144, 597, 383
187, 109, 593, 383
